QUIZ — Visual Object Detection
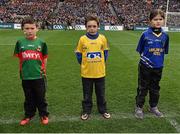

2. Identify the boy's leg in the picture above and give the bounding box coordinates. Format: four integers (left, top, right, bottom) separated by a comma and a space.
82, 77, 93, 114
94, 77, 107, 114
136, 63, 150, 108
33, 78, 49, 117
149, 68, 163, 108
22, 80, 36, 118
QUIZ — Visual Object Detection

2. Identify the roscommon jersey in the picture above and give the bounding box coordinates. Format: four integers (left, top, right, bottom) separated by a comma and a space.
76, 34, 109, 78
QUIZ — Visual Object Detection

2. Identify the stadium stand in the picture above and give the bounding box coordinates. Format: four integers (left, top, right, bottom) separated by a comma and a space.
0, 0, 179, 28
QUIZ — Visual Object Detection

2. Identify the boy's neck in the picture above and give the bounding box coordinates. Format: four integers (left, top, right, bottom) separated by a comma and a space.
151, 27, 162, 35
26, 36, 37, 40
86, 32, 99, 40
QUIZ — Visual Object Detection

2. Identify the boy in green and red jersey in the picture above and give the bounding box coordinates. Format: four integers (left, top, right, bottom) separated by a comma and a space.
14, 17, 49, 125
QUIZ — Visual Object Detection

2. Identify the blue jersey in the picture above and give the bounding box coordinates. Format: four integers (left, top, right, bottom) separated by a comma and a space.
136, 27, 169, 68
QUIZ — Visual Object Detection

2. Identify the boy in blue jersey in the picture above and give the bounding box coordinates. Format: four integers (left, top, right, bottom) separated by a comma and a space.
75, 16, 111, 120
135, 9, 169, 119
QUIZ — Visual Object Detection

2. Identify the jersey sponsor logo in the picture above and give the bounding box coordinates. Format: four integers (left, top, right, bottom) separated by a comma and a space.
86, 52, 102, 63
87, 52, 101, 59
149, 48, 164, 56
21, 50, 42, 60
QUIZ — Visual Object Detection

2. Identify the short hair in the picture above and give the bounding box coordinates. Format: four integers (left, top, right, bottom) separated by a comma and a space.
149, 9, 165, 21
21, 17, 38, 29
85, 16, 100, 26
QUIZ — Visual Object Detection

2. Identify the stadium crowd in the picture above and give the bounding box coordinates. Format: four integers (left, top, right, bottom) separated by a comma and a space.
0, 0, 179, 28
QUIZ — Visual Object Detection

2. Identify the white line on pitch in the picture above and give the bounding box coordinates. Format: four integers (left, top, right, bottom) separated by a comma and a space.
0, 113, 180, 125
166, 118, 180, 133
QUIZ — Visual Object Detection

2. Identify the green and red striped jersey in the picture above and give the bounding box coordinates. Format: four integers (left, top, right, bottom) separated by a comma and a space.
14, 37, 48, 80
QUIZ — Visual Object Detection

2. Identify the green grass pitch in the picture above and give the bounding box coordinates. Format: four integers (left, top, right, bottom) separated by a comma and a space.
0, 30, 180, 132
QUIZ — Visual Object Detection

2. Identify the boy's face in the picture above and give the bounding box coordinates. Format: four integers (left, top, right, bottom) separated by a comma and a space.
86, 20, 98, 35
23, 24, 38, 39
150, 14, 164, 28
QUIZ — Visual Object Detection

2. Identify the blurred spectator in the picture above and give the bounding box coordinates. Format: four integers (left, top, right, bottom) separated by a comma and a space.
0, 0, 179, 28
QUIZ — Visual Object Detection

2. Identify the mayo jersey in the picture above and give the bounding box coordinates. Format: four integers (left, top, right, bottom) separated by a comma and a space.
76, 34, 109, 78
14, 37, 48, 80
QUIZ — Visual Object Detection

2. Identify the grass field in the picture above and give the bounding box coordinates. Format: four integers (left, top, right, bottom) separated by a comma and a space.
0, 30, 180, 133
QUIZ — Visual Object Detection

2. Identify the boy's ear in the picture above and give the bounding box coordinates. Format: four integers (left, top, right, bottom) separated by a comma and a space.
36, 27, 39, 32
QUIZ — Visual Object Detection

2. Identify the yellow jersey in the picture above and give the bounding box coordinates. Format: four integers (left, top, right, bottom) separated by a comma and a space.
76, 34, 109, 78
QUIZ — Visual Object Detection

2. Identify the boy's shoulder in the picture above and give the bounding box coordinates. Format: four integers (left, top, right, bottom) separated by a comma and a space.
17, 37, 46, 44
36, 37, 47, 44
143, 28, 150, 35
16, 37, 26, 42
99, 34, 107, 39
161, 30, 169, 37
80, 35, 87, 39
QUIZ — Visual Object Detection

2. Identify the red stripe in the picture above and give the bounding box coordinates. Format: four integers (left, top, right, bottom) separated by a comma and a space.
43, 55, 48, 59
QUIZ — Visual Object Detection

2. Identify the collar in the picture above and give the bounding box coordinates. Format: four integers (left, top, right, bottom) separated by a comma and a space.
149, 27, 162, 37
86, 32, 99, 40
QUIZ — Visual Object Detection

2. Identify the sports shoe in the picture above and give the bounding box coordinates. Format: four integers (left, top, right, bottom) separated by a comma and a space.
149, 107, 164, 117
135, 107, 144, 119
41, 116, 49, 125
81, 113, 89, 120
20, 117, 31, 126
102, 112, 111, 119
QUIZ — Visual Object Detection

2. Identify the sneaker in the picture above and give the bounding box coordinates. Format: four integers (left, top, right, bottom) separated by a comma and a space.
41, 116, 49, 125
20, 117, 31, 126
81, 113, 89, 120
149, 107, 164, 117
135, 107, 144, 119
102, 112, 111, 119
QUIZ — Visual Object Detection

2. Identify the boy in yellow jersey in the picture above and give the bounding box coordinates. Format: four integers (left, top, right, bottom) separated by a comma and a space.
75, 16, 111, 120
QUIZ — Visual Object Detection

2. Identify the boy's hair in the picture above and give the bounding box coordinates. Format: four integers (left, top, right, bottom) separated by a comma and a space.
85, 16, 100, 26
21, 17, 38, 29
149, 9, 165, 21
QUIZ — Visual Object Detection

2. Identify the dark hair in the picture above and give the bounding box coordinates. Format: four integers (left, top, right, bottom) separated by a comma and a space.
21, 17, 38, 29
85, 16, 100, 26
149, 9, 165, 21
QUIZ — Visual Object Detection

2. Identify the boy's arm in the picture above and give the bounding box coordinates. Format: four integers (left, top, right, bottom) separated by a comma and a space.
136, 34, 145, 55
44, 58, 47, 71
103, 35, 109, 62
42, 42, 48, 70
75, 38, 83, 64
75, 52, 82, 64
164, 34, 169, 54
14, 41, 20, 57
104, 50, 108, 62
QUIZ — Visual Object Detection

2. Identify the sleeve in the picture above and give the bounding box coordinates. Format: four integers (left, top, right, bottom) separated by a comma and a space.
103, 35, 110, 51
75, 37, 83, 64
104, 50, 108, 62
14, 41, 20, 57
102, 35, 109, 62
75, 37, 83, 53
136, 33, 145, 54
164, 34, 169, 54
42, 42, 48, 59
